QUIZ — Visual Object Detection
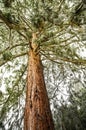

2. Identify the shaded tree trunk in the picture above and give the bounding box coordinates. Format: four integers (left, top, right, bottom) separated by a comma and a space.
24, 33, 55, 130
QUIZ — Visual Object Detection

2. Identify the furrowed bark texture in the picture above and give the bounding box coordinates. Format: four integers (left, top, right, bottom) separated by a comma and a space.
24, 34, 55, 130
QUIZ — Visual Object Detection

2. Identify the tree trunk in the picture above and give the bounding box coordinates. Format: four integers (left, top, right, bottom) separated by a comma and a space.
24, 33, 55, 130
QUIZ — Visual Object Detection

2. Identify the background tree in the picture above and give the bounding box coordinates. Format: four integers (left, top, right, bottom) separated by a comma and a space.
53, 85, 86, 130
0, 0, 86, 129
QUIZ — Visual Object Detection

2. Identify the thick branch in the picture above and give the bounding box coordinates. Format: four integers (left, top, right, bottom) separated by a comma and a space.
0, 43, 28, 55
41, 52, 86, 65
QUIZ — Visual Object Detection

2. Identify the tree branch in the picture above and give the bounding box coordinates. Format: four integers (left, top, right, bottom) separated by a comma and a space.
0, 10, 26, 31
0, 52, 27, 67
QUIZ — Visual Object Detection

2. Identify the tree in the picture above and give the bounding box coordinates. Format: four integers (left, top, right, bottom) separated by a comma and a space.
24, 33, 54, 130
53, 77, 86, 130
68, 87, 86, 130
0, 0, 86, 129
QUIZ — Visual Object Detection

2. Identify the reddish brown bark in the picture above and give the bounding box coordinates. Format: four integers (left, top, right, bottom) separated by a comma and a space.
24, 33, 55, 130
